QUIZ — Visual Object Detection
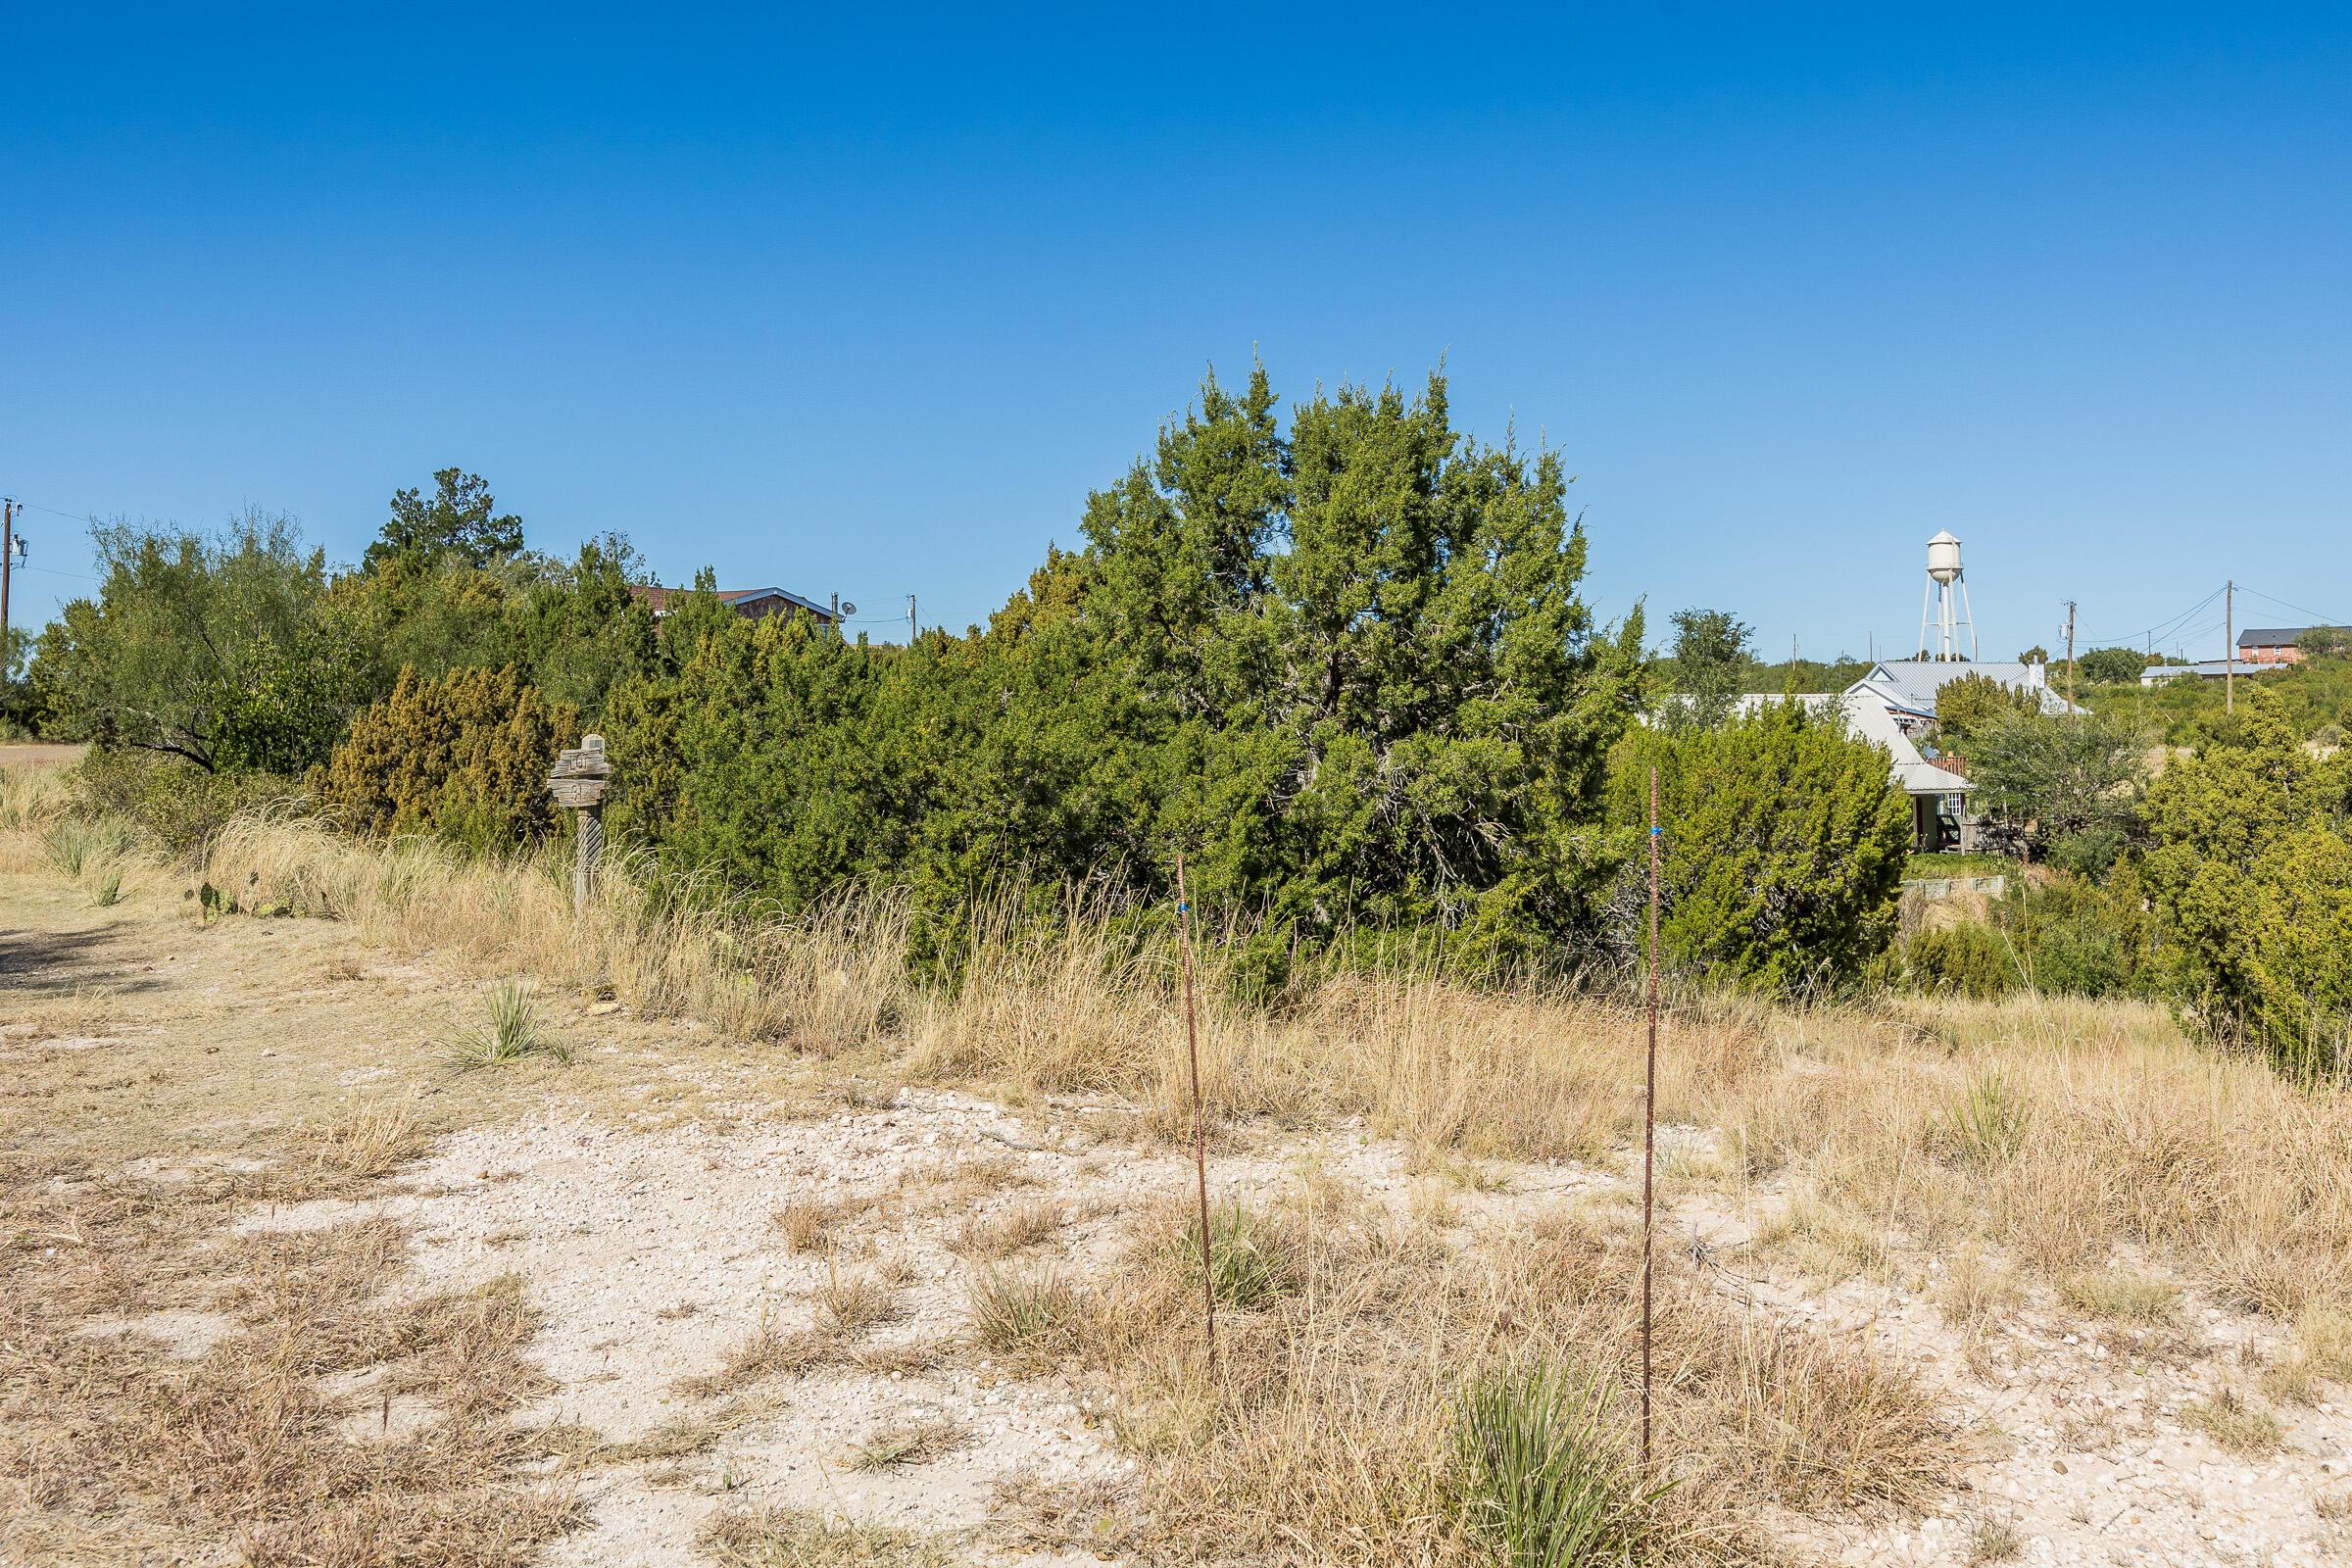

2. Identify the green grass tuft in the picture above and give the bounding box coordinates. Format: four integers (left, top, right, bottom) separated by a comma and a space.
1452, 1360, 1658, 1567
452, 978, 569, 1067
1932, 1069, 2032, 1169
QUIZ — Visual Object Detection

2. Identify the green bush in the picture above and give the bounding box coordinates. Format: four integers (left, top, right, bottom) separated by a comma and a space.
1904, 922, 2022, 999
604, 368, 1648, 972
314, 665, 578, 854
1935, 671, 2040, 747
1608, 700, 1912, 995
1998, 873, 2154, 999
2140, 687, 2352, 1076
1964, 708, 2147, 870
70, 748, 304, 853
35, 512, 365, 775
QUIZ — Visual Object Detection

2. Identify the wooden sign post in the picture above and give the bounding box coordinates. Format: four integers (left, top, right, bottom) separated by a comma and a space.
548, 735, 613, 914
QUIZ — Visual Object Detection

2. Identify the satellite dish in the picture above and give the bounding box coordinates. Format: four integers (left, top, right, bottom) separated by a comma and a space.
839, 601, 858, 616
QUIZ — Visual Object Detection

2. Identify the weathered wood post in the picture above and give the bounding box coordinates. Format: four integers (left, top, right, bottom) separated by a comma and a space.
548, 735, 613, 915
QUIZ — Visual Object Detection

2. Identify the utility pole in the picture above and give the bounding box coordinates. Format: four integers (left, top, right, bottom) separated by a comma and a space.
907, 593, 917, 643
2063, 600, 2077, 719
2226, 579, 2234, 714
0, 500, 14, 678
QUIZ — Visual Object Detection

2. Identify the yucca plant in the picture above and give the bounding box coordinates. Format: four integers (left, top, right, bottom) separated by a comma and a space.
1932, 1069, 2032, 1170
453, 979, 568, 1067
1453, 1360, 1658, 1567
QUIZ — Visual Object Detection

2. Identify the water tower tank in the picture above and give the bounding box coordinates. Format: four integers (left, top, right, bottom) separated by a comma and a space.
1926, 530, 1964, 585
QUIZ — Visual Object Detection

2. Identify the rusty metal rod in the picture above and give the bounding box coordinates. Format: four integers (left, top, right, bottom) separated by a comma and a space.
1643, 763, 1661, 1470
1176, 852, 1215, 1374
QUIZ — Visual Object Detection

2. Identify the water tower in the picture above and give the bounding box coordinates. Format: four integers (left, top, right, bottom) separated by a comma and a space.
1917, 530, 1978, 662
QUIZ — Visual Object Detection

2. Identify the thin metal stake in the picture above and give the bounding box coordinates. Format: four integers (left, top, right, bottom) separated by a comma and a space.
1176, 853, 1216, 1373
1642, 765, 1662, 1470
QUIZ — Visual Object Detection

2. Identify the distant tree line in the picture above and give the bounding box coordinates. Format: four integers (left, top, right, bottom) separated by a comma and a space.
20, 370, 2350, 1057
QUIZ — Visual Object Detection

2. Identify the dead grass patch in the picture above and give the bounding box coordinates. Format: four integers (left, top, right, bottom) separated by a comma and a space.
1044, 1188, 1953, 1563
953, 1197, 1064, 1260
2183, 1389, 2286, 1456
292, 1098, 431, 1191
817, 1269, 901, 1335
772, 1195, 868, 1254
848, 1415, 970, 1471
701, 1507, 966, 1567
990, 1472, 1144, 1556
2059, 1269, 2180, 1325
1, 1167, 578, 1565
678, 1323, 848, 1399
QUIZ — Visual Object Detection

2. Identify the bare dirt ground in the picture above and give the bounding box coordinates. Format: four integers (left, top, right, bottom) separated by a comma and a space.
6, 861, 2352, 1566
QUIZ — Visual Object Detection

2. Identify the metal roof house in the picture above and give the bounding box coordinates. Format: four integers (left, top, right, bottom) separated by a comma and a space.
627, 585, 840, 624
1727, 661, 2071, 851
1846, 661, 2077, 850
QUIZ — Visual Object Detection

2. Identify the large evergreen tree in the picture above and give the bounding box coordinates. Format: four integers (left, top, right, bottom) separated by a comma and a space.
604, 365, 1646, 973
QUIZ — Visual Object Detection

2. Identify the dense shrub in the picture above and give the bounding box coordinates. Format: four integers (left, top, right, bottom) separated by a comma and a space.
2000, 872, 2156, 999
35, 512, 368, 773
1608, 699, 1912, 994
2140, 688, 2352, 1075
70, 749, 304, 853
1905, 921, 2022, 999
314, 666, 578, 853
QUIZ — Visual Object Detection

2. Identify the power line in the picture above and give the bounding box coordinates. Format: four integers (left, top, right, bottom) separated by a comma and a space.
11, 499, 100, 524
2081, 583, 2226, 650
2236, 584, 2350, 630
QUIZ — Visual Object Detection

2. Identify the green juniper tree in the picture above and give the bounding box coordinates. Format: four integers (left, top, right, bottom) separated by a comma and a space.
365, 468, 524, 571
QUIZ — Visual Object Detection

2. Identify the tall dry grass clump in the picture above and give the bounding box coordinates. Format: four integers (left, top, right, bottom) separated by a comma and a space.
1069, 1190, 1955, 1565
197, 812, 912, 1050
0, 764, 71, 873
1697, 994, 2352, 1318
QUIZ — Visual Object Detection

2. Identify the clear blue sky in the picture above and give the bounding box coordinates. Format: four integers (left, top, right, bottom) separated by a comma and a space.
4, 4, 2346, 662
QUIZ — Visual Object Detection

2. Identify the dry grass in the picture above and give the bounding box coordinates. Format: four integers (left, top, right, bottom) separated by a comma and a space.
294, 1098, 431, 1189
952, 1197, 1064, 1260
772, 1196, 867, 1254
1938, 1249, 2024, 1329
847, 1415, 970, 1471
1967, 1513, 2025, 1564
701, 1507, 965, 1567
990, 1472, 1143, 1556
2183, 1389, 2286, 1456
0, 1172, 578, 1565
2059, 1269, 2180, 1325
143, 811, 2352, 1355
677, 1323, 849, 1399
21, 793, 2352, 1561
968, 1269, 1082, 1373
1027, 1191, 1959, 1564
818, 1269, 902, 1335
172, 813, 2352, 1352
